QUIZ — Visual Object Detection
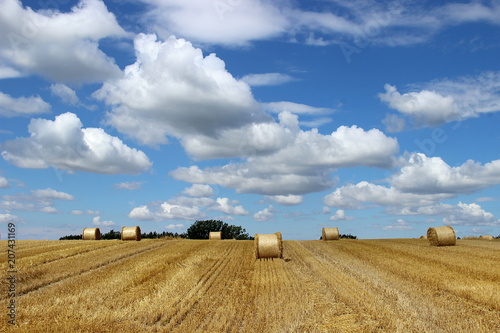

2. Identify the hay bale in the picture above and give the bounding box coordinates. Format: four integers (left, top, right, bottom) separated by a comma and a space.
121, 226, 141, 241
209, 231, 222, 240
322, 227, 339, 241
254, 232, 283, 259
427, 226, 456, 246
82, 228, 100, 240
420, 235, 427, 239
479, 235, 494, 240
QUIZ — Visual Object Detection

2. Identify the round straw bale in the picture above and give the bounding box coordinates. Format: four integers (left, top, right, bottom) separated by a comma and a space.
121, 226, 141, 241
322, 227, 339, 241
427, 226, 456, 246
479, 235, 494, 240
254, 232, 283, 259
82, 228, 100, 240
209, 231, 222, 240
419, 235, 427, 239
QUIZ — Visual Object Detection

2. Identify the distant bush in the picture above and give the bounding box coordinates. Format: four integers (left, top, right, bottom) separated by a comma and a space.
319, 233, 357, 240
186, 220, 253, 240
141, 231, 187, 239
101, 229, 121, 240
59, 234, 81, 240
340, 233, 357, 239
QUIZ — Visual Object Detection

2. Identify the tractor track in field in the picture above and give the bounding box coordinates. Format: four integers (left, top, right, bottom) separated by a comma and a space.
17, 242, 127, 269
154, 241, 239, 331
11, 241, 169, 298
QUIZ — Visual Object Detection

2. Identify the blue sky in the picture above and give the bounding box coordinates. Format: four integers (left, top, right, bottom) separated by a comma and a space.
0, 0, 499, 240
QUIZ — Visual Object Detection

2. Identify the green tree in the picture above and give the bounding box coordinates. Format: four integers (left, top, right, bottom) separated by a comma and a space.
101, 229, 121, 240
186, 220, 253, 240
59, 234, 81, 240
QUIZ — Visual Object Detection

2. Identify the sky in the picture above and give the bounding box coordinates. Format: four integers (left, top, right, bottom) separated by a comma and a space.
0, 0, 499, 240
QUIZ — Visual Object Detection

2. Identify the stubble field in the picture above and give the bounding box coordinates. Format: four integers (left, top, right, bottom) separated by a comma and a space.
1, 238, 499, 332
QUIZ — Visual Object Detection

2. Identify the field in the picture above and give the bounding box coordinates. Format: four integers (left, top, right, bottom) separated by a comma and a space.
1, 238, 499, 332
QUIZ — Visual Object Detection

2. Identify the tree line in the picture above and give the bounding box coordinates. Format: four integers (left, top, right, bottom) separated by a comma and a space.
60, 220, 254, 240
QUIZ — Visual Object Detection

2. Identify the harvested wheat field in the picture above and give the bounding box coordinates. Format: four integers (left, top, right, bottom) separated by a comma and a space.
1, 238, 499, 332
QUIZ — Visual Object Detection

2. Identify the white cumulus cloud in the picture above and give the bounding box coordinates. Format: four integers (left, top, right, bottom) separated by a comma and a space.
0, 0, 127, 83
329, 209, 354, 221
1, 112, 152, 174
182, 184, 215, 198
266, 195, 303, 206
50, 83, 80, 105
172, 116, 398, 195
0, 176, 9, 188
254, 205, 275, 222
0, 92, 50, 117
379, 72, 500, 127
0, 213, 23, 224
390, 153, 500, 194
94, 33, 268, 147
32, 188, 74, 201
141, 0, 288, 46
93, 216, 116, 226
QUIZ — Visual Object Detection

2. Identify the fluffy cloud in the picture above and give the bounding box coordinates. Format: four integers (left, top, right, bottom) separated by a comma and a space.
182, 184, 215, 198
32, 188, 74, 201
50, 84, 80, 105
94, 33, 268, 147
263, 101, 334, 115
0, 187, 73, 214
138, 1, 500, 48
129, 195, 248, 221
0, 66, 21, 79
0, 0, 126, 83
172, 117, 398, 195
0, 176, 9, 188
390, 202, 499, 227
128, 205, 157, 221
141, 0, 288, 46
213, 197, 249, 215
158, 203, 205, 221
324, 177, 500, 227
390, 153, 500, 194
266, 195, 303, 206
0, 92, 50, 117
324, 181, 452, 210
254, 205, 275, 222
0, 213, 23, 224
172, 164, 333, 196
379, 84, 463, 126
180, 112, 295, 160
92, 216, 116, 226
240, 73, 295, 86
1, 112, 152, 174
329, 209, 354, 221
379, 72, 500, 127
443, 202, 499, 226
